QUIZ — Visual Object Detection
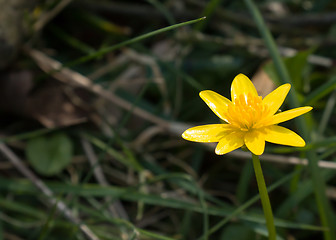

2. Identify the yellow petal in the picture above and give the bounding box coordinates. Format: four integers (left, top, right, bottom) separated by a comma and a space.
215, 131, 245, 155
231, 74, 258, 102
182, 124, 231, 143
264, 125, 305, 147
263, 84, 291, 115
270, 106, 313, 125
199, 90, 232, 122
244, 130, 265, 155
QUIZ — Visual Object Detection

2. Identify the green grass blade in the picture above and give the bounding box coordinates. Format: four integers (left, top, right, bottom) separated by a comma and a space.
77, 11, 130, 35
162, 61, 205, 91
0, 197, 45, 219
79, 204, 177, 240
0, 128, 56, 143
318, 90, 336, 136
37, 200, 59, 240
82, 133, 143, 171
49, 25, 95, 54
0, 221, 2, 240
276, 170, 335, 218
67, 17, 206, 67
243, 1, 335, 239
198, 185, 209, 240
236, 160, 253, 203
304, 76, 336, 105
146, 0, 175, 24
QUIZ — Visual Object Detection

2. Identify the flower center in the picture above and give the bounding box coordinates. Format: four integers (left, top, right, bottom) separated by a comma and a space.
226, 93, 270, 131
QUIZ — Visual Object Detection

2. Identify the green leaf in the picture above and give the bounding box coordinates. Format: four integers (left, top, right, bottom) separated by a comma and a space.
264, 49, 314, 91
26, 133, 73, 176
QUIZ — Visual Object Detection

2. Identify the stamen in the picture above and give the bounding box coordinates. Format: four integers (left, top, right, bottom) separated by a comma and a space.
226, 93, 270, 131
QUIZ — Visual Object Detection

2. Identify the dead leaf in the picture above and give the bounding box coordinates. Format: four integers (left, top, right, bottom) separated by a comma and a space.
251, 67, 276, 98
26, 81, 88, 128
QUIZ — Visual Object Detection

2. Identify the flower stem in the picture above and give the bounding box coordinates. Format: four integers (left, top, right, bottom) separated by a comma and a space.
251, 153, 276, 240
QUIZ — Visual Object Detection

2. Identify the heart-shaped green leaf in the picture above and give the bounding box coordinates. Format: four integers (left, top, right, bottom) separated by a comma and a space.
26, 133, 73, 176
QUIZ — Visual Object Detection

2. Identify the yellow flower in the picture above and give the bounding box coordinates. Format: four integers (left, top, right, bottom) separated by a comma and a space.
182, 73, 312, 155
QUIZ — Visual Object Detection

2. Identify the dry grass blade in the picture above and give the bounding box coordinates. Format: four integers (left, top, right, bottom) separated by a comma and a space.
228, 150, 336, 170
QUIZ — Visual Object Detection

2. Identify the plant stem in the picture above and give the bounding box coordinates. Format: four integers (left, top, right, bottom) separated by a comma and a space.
251, 153, 276, 240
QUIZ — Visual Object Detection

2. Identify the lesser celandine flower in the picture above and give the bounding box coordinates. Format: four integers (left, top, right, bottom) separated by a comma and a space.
182, 73, 312, 155
182, 73, 312, 240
